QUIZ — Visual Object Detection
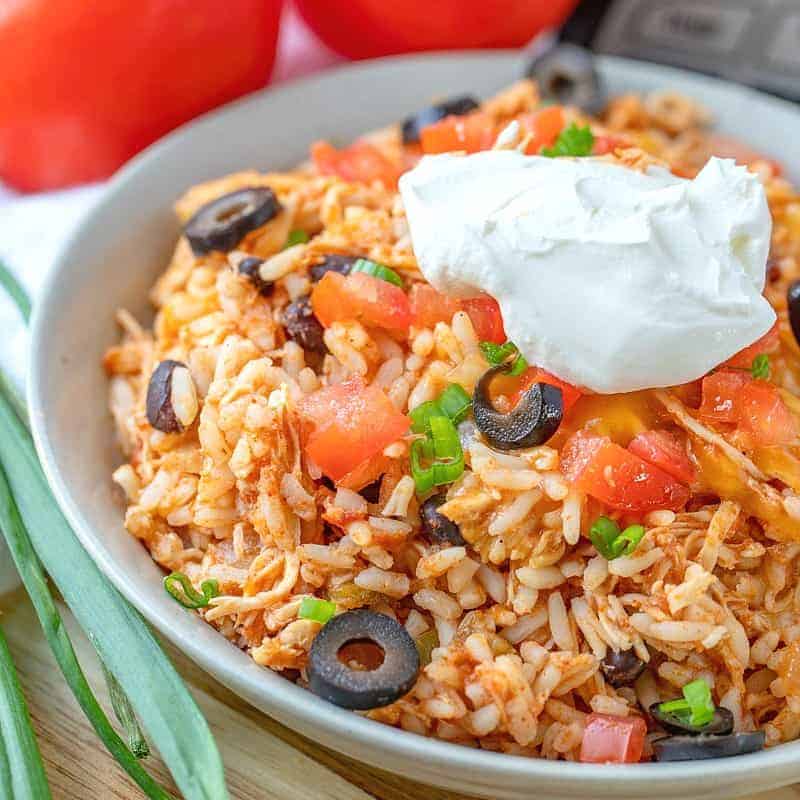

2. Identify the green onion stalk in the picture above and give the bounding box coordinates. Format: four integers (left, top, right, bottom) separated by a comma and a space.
0, 624, 51, 799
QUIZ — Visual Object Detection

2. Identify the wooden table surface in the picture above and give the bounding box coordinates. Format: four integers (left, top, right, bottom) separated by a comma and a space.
2, 587, 799, 800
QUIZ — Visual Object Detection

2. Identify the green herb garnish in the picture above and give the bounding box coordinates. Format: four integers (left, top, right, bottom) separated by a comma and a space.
298, 597, 336, 625
658, 679, 715, 728
410, 383, 472, 434
164, 572, 220, 609
589, 516, 646, 560
285, 229, 309, 248
415, 629, 439, 667
351, 258, 403, 287
542, 122, 595, 158
751, 353, 770, 380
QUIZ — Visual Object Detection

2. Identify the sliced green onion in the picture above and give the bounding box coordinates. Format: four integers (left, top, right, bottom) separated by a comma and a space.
542, 122, 595, 158
285, 229, 309, 248
589, 516, 620, 560
751, 353, 770, 380
480, 341, 517, 364
100, 661, 150, 760
590, 517, 646, 560
164, 572, 220, 609
298, 597, 336, 625
0, 462, 175, 800
0, 383, 227, 800
351, 258, 403, 287
410, 416, 465, 494
682, 679, 715, 727
436, 383, 472, 425
0, 258, 32, 323
415, 629, 439, 667
480, 339, 527, 376
658, 679, 715, 728
0, 624, 52, 798
410, 400, 444, 435
615, 524, 646, 557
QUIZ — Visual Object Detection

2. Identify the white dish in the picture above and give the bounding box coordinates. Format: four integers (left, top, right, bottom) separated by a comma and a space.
28, 51, 800, 799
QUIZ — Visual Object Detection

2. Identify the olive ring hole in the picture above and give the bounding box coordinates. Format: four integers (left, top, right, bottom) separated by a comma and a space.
337, 638, 386, 672
215, 202, 250, 224
546, 72, 575, 99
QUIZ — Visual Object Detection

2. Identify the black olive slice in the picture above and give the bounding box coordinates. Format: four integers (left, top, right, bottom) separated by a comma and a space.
360, 479, 382, 505
788, 280, 800, 347
649, 702, 734, 737
146, 360, 199, 433
310, 254, 359, 283
401, 95, 481, 145
236, 256, 274, 296
184, 187, 282, 256
653, 731, 765, 762
420, 494, 466, 546
526, 43, 605, 115
473, 365, 563, 451
283, 295, 327, 354
601, 649, 645, 688
307, 610, 420, 710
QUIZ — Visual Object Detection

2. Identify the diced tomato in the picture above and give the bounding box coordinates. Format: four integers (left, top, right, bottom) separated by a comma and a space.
628, 430, 696, 485
461, 295, 506, 343
506, 367, 582, 414
724, 322, 780, 370
519, 106, 564, 154
311, 140, 401, 188
592, 134, 626, 156
739, 381, 797, 446
698, 371, 750, 424
409, 283, 463, 329
561, 431, 690, 513
699, 370, 796, 446
311, 271, 412, 333
580, 714, 647, 764
420, 112, 496, 155
300, 377, 410, 482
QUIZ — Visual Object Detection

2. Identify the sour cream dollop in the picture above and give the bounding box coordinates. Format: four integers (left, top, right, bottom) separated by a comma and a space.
399, 152, 774, 394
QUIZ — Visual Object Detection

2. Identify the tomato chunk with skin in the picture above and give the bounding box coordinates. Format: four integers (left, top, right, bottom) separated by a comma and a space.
698, 371, 750, 424
561, 431, 690, 513
420, 112, 496, 154
580, 714, 647, 764
519, 106, 564, 154
506, 367, 582, 414
311, 271, 412, 333
461, 295, 506, 343
300, 377, 410, 482
409, 283, 463, 329
739, 381, 797, 446
699, 370, 796, 446
628, 430, 696, 485
311, 140, 401, 188
724, 322, 780, 370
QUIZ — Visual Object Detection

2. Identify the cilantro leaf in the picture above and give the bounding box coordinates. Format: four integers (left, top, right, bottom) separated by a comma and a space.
542, 123, 595, 158
751, 353, 770, 380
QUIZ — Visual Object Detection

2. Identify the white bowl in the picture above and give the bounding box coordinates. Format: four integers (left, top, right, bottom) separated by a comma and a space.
28, 52, 800, 799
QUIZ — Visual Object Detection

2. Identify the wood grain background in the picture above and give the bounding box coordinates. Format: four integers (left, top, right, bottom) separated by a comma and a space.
2, 587, 798, 800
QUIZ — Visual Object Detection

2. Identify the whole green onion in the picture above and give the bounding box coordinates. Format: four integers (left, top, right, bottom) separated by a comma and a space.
298, 597, 336, 625
164, 572, 220, 609
0, 385, 227, 800
100, 661, 150, 760
0, 258, 32, 323
0, 624, 51, 799
351, 258, 403, 287
0, 462, 174, 799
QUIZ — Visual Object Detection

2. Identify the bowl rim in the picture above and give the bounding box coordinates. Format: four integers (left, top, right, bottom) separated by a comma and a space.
27, 49, 800, 794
